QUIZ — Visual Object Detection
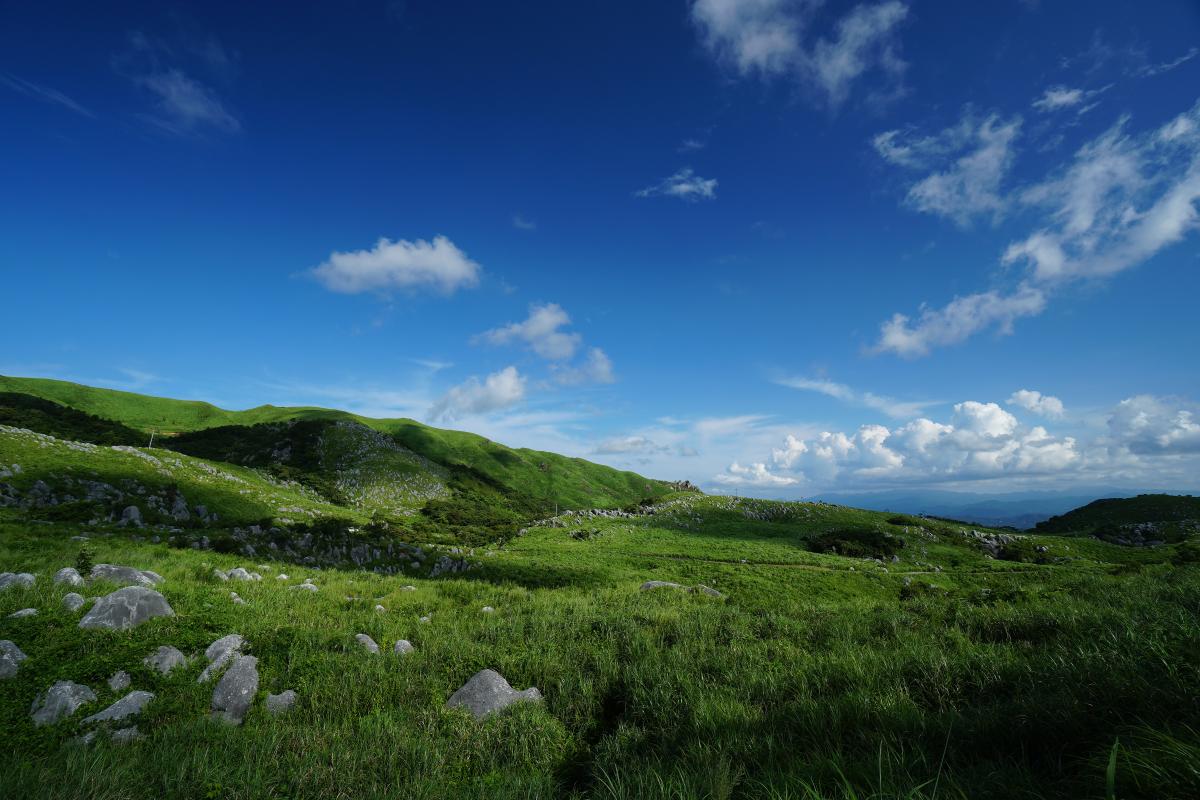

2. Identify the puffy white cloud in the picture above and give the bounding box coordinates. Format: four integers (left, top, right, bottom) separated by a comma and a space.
478, 303, 581, 360
1107, 395, 1200, 454
1008, 389, 1065, 419
690, 0, 909, 107
875, 111, 1022, 227
311, 235, 481, 295
554, 347, 615, 386
873, 284, 1047, 358
428, 366, 525, 422
714, 461, 799, 487
636, 168, 718, 201
776, 375, 937, 418
592, 435, 670, 455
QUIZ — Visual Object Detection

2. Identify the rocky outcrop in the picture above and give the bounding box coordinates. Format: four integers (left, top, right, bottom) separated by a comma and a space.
89, 564, 163, 587
0, 640, 28, 679
144, 645, 187, 675
212, 655, 258, 725
446, 669, 542, 719
79, 587, 174, 630
31, 681, 96, 726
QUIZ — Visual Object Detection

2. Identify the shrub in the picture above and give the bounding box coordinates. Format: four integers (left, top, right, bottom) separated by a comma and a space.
74, 542, 95, 575
810, 528, 905, 559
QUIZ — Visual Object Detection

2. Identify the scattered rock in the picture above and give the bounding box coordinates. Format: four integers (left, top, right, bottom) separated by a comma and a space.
419, 615, 431, 624
199, 634, 244, 682
355, 634, 380, 654
144, 645, 187, 675
0, 572, 35, 591
79, 587, 175, 630
213, 569, 229, 581
481, 606, 495, 613
31, 681, 96, 726
394, 639, 414, 655
108, 671, 131, 692
291, 583, 318, 592
8, 608, 37, 618
640, 580, 686, 592
276, 574, 289, 581
90, 564, 162, 587
446, 669, 542, 719
1, 639, 28, 679
227, 567, 262, 582
374, 604, 385, 613
118, 505, 143, 528
211, 655, 258, 724
82, 690, 153, 724
62, 592, 86, 612
53, 567, 84, 587
400, 585, 417, 592
111, 726, 142, 743
693, 585, 724, 598
265, 690, 296, 715
230, 592, 246, 606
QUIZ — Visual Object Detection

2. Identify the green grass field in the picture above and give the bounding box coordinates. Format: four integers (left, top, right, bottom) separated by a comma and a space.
2, 494, 1198, 800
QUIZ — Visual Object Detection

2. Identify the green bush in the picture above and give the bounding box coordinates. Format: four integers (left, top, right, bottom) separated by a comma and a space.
810, 528, 905, 559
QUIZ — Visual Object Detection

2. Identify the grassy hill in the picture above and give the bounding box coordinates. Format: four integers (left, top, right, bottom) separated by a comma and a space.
1035, 494, 1200, 544
0, 376, 670, 515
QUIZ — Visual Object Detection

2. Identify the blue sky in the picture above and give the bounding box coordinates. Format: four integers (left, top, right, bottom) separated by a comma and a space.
3, 0, 1199, 496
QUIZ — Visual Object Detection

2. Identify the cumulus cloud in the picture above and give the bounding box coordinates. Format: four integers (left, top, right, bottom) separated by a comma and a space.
1008, 389, 1065, 418
875, 111, 1022, 227
593, 435, 670, 455
310, 235, 481, 295
636, 167, 718, 201
775, 376, 936, 418
690, 0, 909, 108
428, 366, 525, 422
554, 347, 616, 386
1107, 395, 1200, 454
477, 303, 581, 360
714, 460, 799, 487
873, 99, 1200, 356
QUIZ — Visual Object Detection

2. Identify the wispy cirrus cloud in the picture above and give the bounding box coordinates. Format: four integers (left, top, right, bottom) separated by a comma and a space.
1, 74, 93, 117
636, 167, 718, 201
775, 376, 939, 418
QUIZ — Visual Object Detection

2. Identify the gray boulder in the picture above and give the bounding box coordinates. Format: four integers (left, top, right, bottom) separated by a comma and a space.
355, 634, 380, 654
89, 564, 162, 587
111, 726, 142, 743
0, 572, 35, 590
213, 569, 229, 581
639, 580, 686, 591
211, 655, 258, 724
265, 690, 297, 715
0, 639, 28, 679
693, 585, 724, 598
394, 639, 414, 655
54, 567, 84, 587
8, 608, 37, 618
82, 690, 154, 724
227, 567, 262, 582
291, 583, 318, 592
230, 592, 246, 605
62, 592, 87, 612
79, 587, 175, 630
118, 505, 143, 527
108, 671, 131, 692
446, 669, 543, 719
31, 681, 97, 726
199, 634, 244, 682
144, 645, 187, 675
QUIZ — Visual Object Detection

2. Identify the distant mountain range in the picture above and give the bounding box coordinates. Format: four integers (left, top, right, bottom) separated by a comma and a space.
812, 488, 1198, 530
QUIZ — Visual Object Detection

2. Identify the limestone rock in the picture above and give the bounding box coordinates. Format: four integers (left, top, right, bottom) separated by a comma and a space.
199, 634, 244, 682
144, 645, 187, 675
79, 587, 174, 630
89, 564, 162, 587
291, 583, 318, 592
0, 572, 35, 590
374, 604, 385, 613
394, 639, 414, 655
54, 567, 84, 587
446, 669, 542, 719
82, 690, 154, 724
111, 726, 142, 743
227, 567, 262, 582
355, 634, 380, 654
213, 569, 229, 581
108, 671, 131, 692
8, 608, 37, 618
640, 580, 686, 592
211, 655, 258, 724
1, 639, 28, 679
231, 592, 246, 605
481, 606, 495, 613
31, 681, 96, 726
266, 690, 296, 715
62, 592, 86, 612
693, 585, 724, 598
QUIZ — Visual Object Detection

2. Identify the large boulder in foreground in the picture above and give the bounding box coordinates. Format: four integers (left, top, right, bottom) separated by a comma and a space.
212, 655, 258, 725
199, 634, 244, 682
0, 572, 35, 590
1, 640, 28, 679
79, 587, 175, 630
90, 565, 163, 587
31, 681, 96, 726
446, 669, 542, 720
54, 567, 84, 587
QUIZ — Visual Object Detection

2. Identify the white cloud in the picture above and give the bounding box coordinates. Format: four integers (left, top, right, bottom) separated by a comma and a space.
636, 167, 718, 201
1008, 389, 1065, 419
478, 303, 581, 360
512, 214, 537, 231
679, 138, 707, 153
1, 74, 94, 117
1107, 395, 1200, 455
689, 0, 909, 108
428, 366, 525, 422
136, 69, 240, 135
593, 435, 670, 455
876, 110, 1022, 226
714, 460, 799, 487
1030, 85, 1112, 115
775, 375, 936, 418
310, 235, 481, 295
874, 99, 1200, 356
1135, 47, 1199, 78
554, 347, 616, 386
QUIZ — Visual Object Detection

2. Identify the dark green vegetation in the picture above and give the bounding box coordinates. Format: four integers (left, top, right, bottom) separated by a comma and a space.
1, 378, 1198, 799
1037, 493, 1200, 534
0, 392, 144, 447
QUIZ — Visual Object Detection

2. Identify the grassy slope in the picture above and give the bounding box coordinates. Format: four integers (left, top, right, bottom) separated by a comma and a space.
1036, 493, 1200, 533
0, 376, 664, 511
1, 497, 1198, 799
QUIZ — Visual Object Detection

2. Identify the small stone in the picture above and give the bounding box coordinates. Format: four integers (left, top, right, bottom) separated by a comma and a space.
446, 669, 542, 719
355, 634, 380, 654
211, 655, 258, 724
213, 569, 229, 581
231, 592, 246, 605
144, 645, 187, 675
640, 580, 686, 592
8, 608, 37, 618
400, 585, 417, 592
79, 587, 174, 630
291, 583, 318, 592
481, 606, 495, 613
111, 726, 142, 743
1, 640, 28, 679
276, 574, 289, 581
227, 567, 262, 582
419, 615, 431, 624
83, 690, 153, 724
394, 639, 414, 655
265, 690, 297, 715
374, 604, 385, 613
31, 681, 97, 726
693, 585, 724, 598
0, 572, 35, 590
199, 634, 244, 682
62, 592, 86, 612
108, 671, 131, 692
54, 567, 84, 587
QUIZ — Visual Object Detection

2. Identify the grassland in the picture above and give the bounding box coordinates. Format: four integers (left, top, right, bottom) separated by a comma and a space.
2, 494, 1198, 800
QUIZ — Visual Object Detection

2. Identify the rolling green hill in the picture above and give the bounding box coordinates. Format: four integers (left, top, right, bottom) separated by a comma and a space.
1035, 494, 1200, 544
